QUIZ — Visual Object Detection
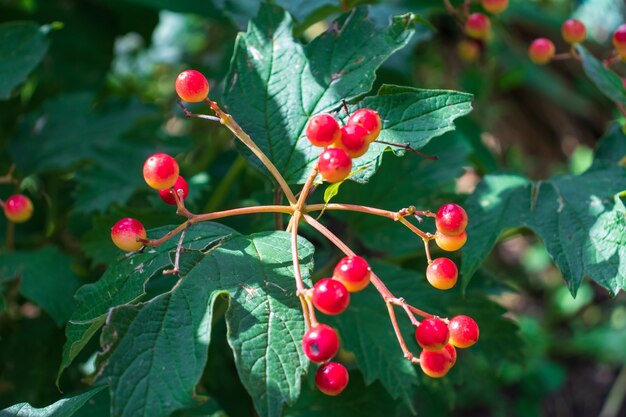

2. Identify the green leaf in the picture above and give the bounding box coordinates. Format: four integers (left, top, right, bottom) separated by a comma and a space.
223, 6, 423, 184
0, 22, 49, 100
0, 386, 106, 417
58, 222, 237, 382
462, 161, 626, 295
578, 45, 626, 105
0, 247, 81, 326
96, 231, 314, 417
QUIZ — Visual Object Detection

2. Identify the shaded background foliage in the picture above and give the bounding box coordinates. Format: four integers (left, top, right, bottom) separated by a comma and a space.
1, 0, 626, 416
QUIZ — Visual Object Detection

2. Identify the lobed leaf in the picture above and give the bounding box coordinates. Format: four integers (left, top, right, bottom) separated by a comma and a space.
0, 386, 106, 417
578, 45, 626, 105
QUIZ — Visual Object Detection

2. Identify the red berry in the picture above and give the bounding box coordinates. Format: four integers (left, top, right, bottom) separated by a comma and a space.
426, 258, 458, 290
434, 231, 467, 252
158, 176, 189, 205
561, 19, 586, 44
338, 124, 370, 158
143, 153, 180, 190
481, 0, 508, 14
315, 362, 349, 396
318, 148, 352, 183
415, 318, 450, 351
419, 348, 453, 378
528, 38, 555, 65
465, 13, 491, 40
435, 203, 468, 237
306, 114, 341, 147
332, 256, 371, 292
3, 194, 33, 223
175, 70, 209, 102
448, 315, 480, 348
111, 218, 147, 252
457, 40, 481, 63
613, 24, 626, 50
301, 324, 339, 363
444, 344, 457, 367
312, 278, 350, 315
347, 109, 381, 143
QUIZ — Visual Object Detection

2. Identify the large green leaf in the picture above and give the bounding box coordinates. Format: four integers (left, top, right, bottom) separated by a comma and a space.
462, 127, 626, 294
224, 6, 470, 184
0, 22, 49, 100
0, 386, 106, 417
578, 45, 626, 105
96, 231, 314, 417
58, 222, 237, 382
0, 247, 81, 326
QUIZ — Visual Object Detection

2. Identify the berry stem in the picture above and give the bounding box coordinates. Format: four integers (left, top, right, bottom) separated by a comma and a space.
203, 99, 298, 205
423, 238, 433, 264
386, 302, 420, 364
172, 185, 194, 218
374, 140, 439, 160
163, 225, 188, 275
0, 164, 17, 185
176, 100, 222, 122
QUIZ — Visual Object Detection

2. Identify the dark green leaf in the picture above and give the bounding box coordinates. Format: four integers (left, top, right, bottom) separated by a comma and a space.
0, 247, 81, 326
0, 386, 106, 417
0, 22, 49, 100
578, 45, 626, 105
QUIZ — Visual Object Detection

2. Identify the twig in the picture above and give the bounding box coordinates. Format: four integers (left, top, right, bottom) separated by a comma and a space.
342, 99, 350, 117
163, 225, 188, 275
273, 187, 284, 230
0, 164, 17, 185
374, 140, 439, 160
176, 99, 221, 122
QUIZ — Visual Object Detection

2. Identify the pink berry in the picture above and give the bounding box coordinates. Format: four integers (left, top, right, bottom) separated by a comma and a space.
347, 108, 382, 143
159, 176, 189, 205
434, 231, 467, 252
613, 24, 626, 50
426, 258, 458, 291
306, 114, 341, 147
315, 362, 349, 396
481, 0, 508, 14
3, 194, 33, 223
448, 315, 480, 348
457, 40, 481, 63
332, 256, 371, 292
435, 203, 468, 237
312, 278, 350, 315
415, 318, 450, 351
143, 153, 180, 190
301, 324, 339, 363
419, 348, 453, 378
338, 124, 370, 158
528, 38, 555, 65
444, 344, 457, 367
111, 218, 147, 252
561, 19, 586, 44
175, 70, 209, 102
465, 13, 491, 40
317, 148, 352, 183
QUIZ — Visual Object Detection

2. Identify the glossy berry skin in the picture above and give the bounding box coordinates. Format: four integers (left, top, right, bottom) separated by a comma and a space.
159, 176, 189, 205
529, 38, 555, 65
315, 362, 349, 396
338, 124, 370, 158
426, 258, 458, 290
312, 278, 350, 315
415, 318, 450, 351
347, 109, 381, 143
306, 114, 341, 147
111, 218, 147, 252
465, 13, 490, 40
143, 153, 180, 190
318, 148, 352, 183
444, 344, 457, 366
435, 231, 467, 252
435, 203, 468, 237
457, 40, 481, 63
448, 315, 480, 348
613, 24, 626, 50
419, 348, 453, 378
175, 70, 209, 102
3, 194, 33, 223
302, 324, 339, 363
561, 19, 586, 44
481, 0, 508, 14
332, 256, 371, 292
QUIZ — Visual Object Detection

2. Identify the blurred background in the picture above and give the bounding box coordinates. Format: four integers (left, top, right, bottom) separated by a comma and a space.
1, 0, 626, 416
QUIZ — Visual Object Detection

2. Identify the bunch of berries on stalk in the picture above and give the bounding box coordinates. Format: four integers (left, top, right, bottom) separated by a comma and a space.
1, 194, 34, 224
109, 68, 481, 397
305, 108, 382, 183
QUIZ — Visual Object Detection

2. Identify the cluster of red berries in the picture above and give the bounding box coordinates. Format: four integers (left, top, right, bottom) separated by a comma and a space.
528, 19, 587, 65
305, 109, 382, 183
302, 255, 372, 395
416, 315, 479, 377
455, 0, 508, 62
111, 153, 189, 251
2, 194, 33, 224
